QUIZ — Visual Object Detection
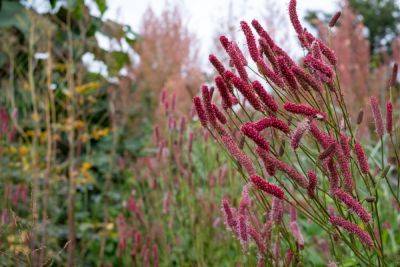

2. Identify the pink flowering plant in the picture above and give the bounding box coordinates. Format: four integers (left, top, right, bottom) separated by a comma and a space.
193, 0, 399, 265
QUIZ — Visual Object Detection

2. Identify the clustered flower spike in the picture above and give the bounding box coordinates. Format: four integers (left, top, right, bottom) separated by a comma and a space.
334, 189, 371, 222
251, 80, 279, 112
354, 142, 370, 174
240, 21, 259, 62
288, 0, 303, 35
221, 134, 256, 176
307, 170, 318, 198
284, 102, 326, 120
229, 74, 262, 111
370, 96, 384, 137
250, 175, 284, 199
193, 96, 208, 126
291, 118, 311, 150
329, 11, 342, 27
241, 123, 270, 150
386, 101, 393, 134
253, 117, 290, 134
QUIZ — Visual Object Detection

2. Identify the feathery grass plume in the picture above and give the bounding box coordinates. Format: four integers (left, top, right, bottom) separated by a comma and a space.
252, 80, 279, 112
289, 207, 304, 247
370, 96, 384, 137
318, 142, 336, 160
248, 227, 266, 255
229, 73, 262, 111
256, 58, 284, 88
333, 189, 371, 223
241, 123, 270, 150
221, 134, 256, 176
291, 118, 311, 150
354, 142, 370, 174
259, 38, 279, 72
193, 96, 208, 127
256, 146, 276, 176
304, 54, 334, 78
251, 19, 276, 48
307, 170, 318, 198
386, 101, 393, 134
253, 116, 290, 134
329, 215, 374, 247
215, 76, 232, 110
291, 65, 323, 93
221, 198, 238, 235
201, 85, 215, 123
329, 11, 342, 27
326, 159, 339, 192
209, 54, 226, 77
284, 102, 326, 120
390, 63, 398, 87
288, 0, 303, 35
277, 56, 299, 93
250, 175, 284, 199
212, 104, 227, 124
240, 21, 259, 62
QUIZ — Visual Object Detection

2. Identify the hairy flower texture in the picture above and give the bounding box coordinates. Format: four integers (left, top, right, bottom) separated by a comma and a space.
227, 44, 249, 81
311, 41, 322, 60
256, 146, 276, 176
318, 142, 336, 161
310, 121, 334, 148
259, 38, 279, 72
212, 104, 227, 124
209, 54, 226, 77
249, 227, 266, 255
277, 56, 299, 93
252, 80, 279, 112
386, 101, 393, 134
307, 170, 318, 198
334, 189, 371, 223
284, 102, 326, 120
289, 207, 304, 247
327, 159, 339, 192
269, 197, 284, 223
339, 133, 351, 160
239, 184, 252, 215
201, 85, 216, 124
335, 142, 354, 192
241, 21, 259, 62
193, 96, 208, 127
253, 117, 290, 134
354, 142, 370, 174
329, 11, 342, 27
251, 19, 276, 49
219, 35, 231, 52
221, 198, 238, 235
221, 134, 256, 176
329, 215, 374, 248
250, 175, 284, 199
291, 118, 311, 150
317, 40, 337, 66
288, 0, 303, 35
292, 65, 323, 93
390, 63, 398, 87
304, 54, 334, 78
272, 156, 309, 188
215, 76, 232, 110
241, 123, 270, 150
370, 96, 384, 137
238, 213, 249, 246
256, 58, 284, 88
230, 74, 262, 111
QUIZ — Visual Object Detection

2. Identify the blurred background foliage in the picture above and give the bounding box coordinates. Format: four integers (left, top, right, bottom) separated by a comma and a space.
0, 0, 398, 266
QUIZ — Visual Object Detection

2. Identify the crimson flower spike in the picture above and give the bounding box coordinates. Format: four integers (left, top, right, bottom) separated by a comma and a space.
256, 146, 276, 176
333, 189, 371, 223
240, 21, 259, 62
291, 118, 311, 150
389, 62, 398, 87
214, 76, 232, 110
329, 215, 374, 248
209, 54, 226, 77
251, 80, 279, 112
329, 11, 342, 27
258, 38, 279, 72
284, 102, 326, 120
241, 123, 270, 150
291, 65, 323, 93
306, 170, 318, 198
370, 96, 384, 137
354, 142, 370, 174
221, 198, 238, 235
304, 54, 334, 77
277, 56, 299, 93
256, 58, 284, 88
251, 19, 276, 49
193, 96, 208, 127
212, 104, 227, 124
201, 85, 215, 123
386, 100, 393, 134
253, 116, 290, 134
229, 72, 262, 111
326, 159, 339, 193
250, 175, 284, 199
221, 134, 256, 176
288, 0, 303, 36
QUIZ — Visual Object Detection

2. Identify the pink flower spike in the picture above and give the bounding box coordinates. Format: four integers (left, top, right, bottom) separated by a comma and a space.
318, 142, 336, 161
209, 54, 226, 77
390, 63, 398, 87
252, 80, 279, 112
284, 102, 326, 120
339, 133, 351, 160
193, 96, 208, 127
256, 146, 276, 175
288, 0, 303, 35
239, 184, 251, 215
311, 41, 322, 59
221, 134, 256, 176
251, 19, 276, 48
253, 117, 290, 134
329, 215, 374, 248
238, 213, 249, 246
307, 170, 318, 198
277, 56, 299, 93
354, 142, 370, 174
304, 54, 334, 78
215, 76, 232, 110
292, 65, 323, 93
317, 40, 337, 66
310, 121, 334, 148
241, 123, 270, 150
221, 198, 238, 235
227, 44, 249, 81
250, 175, 285, 199
201, 85, 216, 123
240, 21, 259, 62
291, 118, 311, 150
329, 11, 342, 27
212, 104, 227, 124
259, 38, 279, 72
219, 35, 231, 52
334, 189, 371, 223
386, 101, 393, 134
370, 96, 384, 137
326, 159, 339, 193
273, 157, 309, 188
270, 197, 284, 222
256, 58, 284, 88
249, 227, 266, 254
231, 75, 262, 111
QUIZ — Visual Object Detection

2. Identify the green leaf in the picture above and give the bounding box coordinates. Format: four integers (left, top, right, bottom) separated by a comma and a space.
95, 0, 107, 15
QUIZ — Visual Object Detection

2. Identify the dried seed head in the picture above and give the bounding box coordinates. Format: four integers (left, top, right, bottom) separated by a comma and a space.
386, 101, 393, 134
356, 109, 364, 125
390, 63, 398, 87
329, 11, 342, 27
